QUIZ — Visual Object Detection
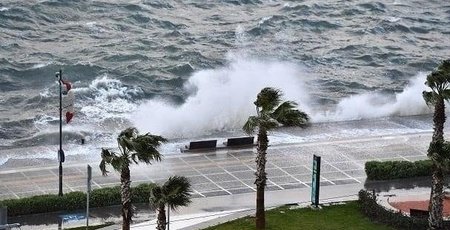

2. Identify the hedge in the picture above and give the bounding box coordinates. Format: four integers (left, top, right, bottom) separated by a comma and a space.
365, 160, 433, 180
0, 183, 153, 217
357, 189, 448, 229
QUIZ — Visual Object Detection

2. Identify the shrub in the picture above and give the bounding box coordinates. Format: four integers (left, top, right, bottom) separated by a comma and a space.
90, 186, 120, 207
131, 183, 154, 203
358, 189, 430, 229
0, 192, 86, 216
365, 160, 432, 180
0, 183, 155, 217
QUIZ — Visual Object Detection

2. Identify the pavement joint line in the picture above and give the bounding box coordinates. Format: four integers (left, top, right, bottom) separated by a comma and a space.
192, 190, 206, 198
227, 151, 257, 173
65, 183, 75, 192
92, 180, 102, 188
20, 171, 30, 180
179, 157, 232, 195
267, 179, 285, 190
323, 159, 361, 184
398, 155, 411, 162
34, 181, 47, 194
336, 149, 357, 165
7, 186, 19, 199
303, 164, 335, 185
203, 154, 256, 192
269, 161, 310, 188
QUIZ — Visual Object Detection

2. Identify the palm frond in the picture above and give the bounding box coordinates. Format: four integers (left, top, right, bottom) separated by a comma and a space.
255, 87, 282, 112
163, 176, 192, 211
119, 127, 138, 139
243, 116, 259, 135
149, 185, 165, 210
130, 134, 166, 164
139, 134, 167, 146
99, 148, 127, 175
110, 156, 126, 172
272, 101, 309, 127
118, 136, 135, 154
131, 146, 162, 164
425, 60, 450, 95
442, 89, 450, 102
100, 148, 115, 176
259, 116, 279, 130
423, 91, 437, 106
99, 160, 109, 176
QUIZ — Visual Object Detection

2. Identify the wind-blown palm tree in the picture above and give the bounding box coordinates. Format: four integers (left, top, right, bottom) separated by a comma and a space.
423, 59, 450, 230
100, 127, 167, 230
243, 87, 309, 230
149, 176, 192, 230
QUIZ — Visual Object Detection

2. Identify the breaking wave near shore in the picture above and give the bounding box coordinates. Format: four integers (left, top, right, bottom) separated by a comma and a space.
131, 55, 432, 138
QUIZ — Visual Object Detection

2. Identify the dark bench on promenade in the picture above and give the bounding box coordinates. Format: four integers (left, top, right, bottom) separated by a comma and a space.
410, 208, 429, 219
225, 137, 254, 147
182, 140, 217, 152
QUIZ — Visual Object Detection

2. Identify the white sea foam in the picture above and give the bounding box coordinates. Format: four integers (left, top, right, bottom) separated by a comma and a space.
31, 61, 53, 69
131, 56, 311, 137
0, 7, 9, 12
131, 55, 432, 138
33, 115, 58, 130
259, 16, 273, 25
388, 17, 401, 23
75, 75, 142, 122
314, 73, 431, 121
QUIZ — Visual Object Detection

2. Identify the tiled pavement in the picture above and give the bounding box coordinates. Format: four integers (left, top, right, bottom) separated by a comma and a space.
0, 132, 430, 200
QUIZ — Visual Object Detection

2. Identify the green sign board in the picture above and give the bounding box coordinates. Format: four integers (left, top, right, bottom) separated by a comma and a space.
311, 155, 321, 207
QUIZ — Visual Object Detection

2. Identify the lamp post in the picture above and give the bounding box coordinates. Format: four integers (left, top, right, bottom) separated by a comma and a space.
56, 69, 64, 196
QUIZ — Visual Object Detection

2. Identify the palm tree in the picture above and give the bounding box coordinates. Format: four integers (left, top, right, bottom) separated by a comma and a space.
149, 176, 192, 230
423, 59, 450, 230
243, 87, 309, 230
100, 127, 167, 230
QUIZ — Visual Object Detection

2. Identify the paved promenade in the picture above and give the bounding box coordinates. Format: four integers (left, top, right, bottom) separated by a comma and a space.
0, 129, 430, 200
0, 116, 440, 229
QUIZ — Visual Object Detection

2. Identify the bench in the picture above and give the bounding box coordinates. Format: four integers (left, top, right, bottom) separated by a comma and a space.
225, 137, 254, 147
185, 140, 217, 151
410, 208, 429, 219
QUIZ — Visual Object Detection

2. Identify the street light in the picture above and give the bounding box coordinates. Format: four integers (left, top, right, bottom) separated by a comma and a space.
55, 69, 65, 196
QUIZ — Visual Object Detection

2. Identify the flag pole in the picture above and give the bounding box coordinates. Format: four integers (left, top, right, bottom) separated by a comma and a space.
56, 69, 64, 197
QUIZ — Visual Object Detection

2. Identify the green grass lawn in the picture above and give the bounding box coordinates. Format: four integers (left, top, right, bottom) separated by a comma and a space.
204, 201, 394, 230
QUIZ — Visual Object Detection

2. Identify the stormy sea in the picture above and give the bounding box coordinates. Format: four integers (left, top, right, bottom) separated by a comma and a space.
0, 0, 449, 166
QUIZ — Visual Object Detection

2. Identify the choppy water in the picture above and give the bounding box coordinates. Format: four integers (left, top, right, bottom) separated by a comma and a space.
0, 0, 449, 163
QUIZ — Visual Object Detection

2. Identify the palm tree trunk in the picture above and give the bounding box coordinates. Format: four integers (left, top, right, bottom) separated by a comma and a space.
156, 204, 167, 230
428, 98, 446, 230
255, 127, 268, 230
431, 98, 445, 143
121, 166, 132, 230
429, 165, 444, 230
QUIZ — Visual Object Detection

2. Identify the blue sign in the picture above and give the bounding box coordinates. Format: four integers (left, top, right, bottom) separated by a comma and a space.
59, 213, 86, 223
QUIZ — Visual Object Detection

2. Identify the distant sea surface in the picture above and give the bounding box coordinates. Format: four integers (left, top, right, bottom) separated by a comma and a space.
0, 0, 449, 164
